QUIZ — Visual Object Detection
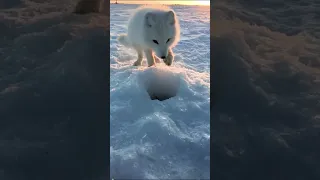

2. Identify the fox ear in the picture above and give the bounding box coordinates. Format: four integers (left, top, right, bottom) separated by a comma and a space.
167, 10, 175, 25
145, 12, 156, 27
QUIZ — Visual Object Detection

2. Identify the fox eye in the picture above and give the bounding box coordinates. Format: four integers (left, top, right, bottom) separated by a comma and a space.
166, 38, 171, 43
153, 40, 158, 44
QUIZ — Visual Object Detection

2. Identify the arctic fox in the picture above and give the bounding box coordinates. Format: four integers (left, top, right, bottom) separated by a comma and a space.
117, 5, 180, 67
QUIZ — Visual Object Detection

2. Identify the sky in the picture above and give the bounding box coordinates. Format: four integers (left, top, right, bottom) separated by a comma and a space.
111, 0, 210, 6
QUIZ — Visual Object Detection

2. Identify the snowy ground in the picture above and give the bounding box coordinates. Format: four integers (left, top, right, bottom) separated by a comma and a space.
110, 4, 210, 179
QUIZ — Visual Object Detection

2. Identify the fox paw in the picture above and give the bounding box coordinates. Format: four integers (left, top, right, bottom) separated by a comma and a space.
164, 55, 173, 66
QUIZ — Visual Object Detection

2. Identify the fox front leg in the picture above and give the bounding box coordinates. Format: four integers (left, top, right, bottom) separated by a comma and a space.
133, 48, 143, 66
144, 49, 155, 67
164, 48, 174, 66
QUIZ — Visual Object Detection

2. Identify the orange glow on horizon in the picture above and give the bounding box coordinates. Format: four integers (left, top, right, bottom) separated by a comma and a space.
112, 1, 210, 6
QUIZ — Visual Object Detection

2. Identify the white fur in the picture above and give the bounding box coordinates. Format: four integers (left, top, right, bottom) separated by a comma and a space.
117, 5, 180, 67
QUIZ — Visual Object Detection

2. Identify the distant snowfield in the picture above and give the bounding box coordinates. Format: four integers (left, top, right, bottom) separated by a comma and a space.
110, 4, 210, 179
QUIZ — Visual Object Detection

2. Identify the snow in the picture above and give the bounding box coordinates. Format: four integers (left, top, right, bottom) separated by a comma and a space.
110, 4, 210, 179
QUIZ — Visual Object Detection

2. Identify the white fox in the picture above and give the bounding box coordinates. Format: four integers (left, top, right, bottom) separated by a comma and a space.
117, 5, 180, 67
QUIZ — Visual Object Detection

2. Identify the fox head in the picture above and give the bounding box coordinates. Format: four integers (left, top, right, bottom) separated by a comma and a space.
144, 9, 180, 61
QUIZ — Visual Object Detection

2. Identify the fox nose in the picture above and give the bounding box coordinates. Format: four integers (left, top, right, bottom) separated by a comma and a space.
161, 56, 166, 59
